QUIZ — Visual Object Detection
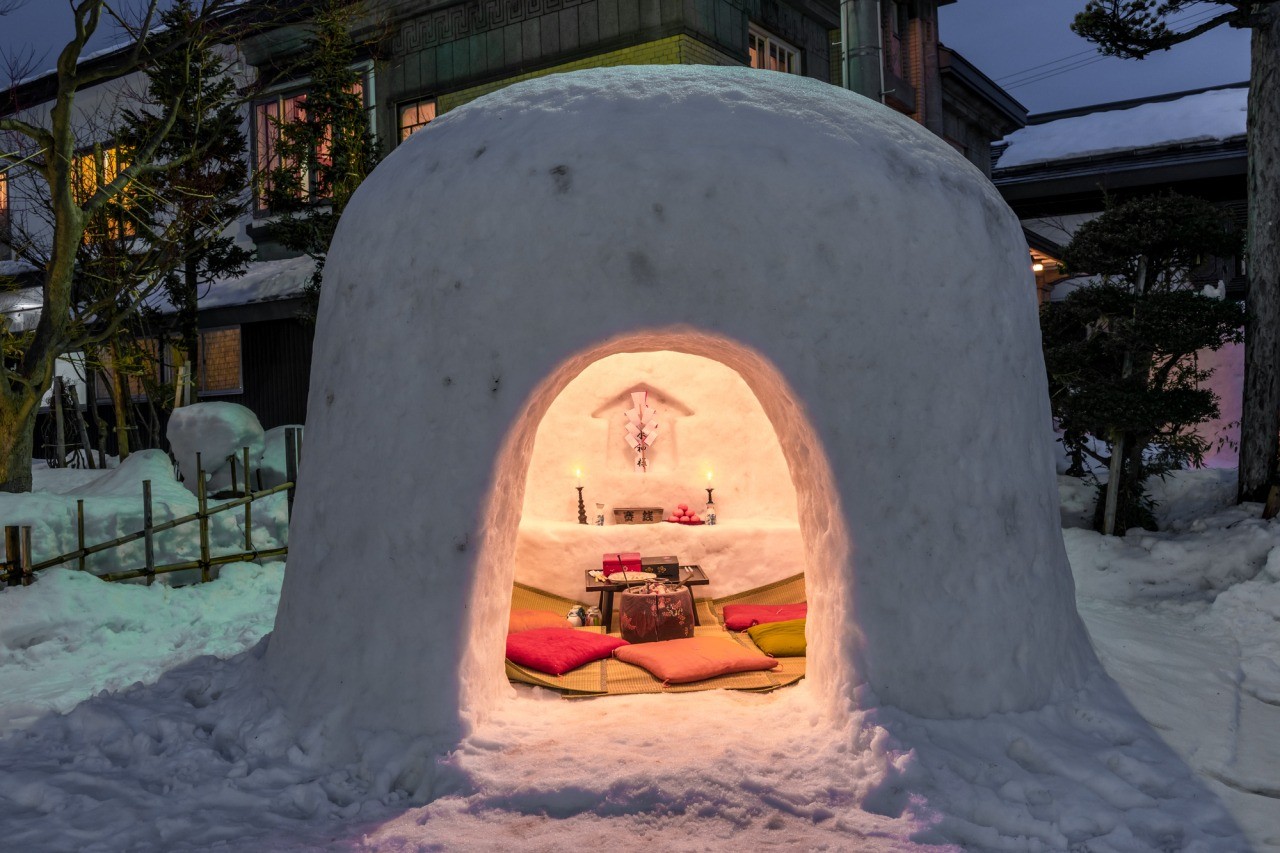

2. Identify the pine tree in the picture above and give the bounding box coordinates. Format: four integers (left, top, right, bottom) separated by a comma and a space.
121, 0, 252, 400
264, 0, 379, 319
1071, 2, 1279, 504
1042, 193, 1245, 533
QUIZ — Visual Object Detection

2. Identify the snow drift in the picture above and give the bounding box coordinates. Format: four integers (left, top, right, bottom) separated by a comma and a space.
264, 67, 1097, 759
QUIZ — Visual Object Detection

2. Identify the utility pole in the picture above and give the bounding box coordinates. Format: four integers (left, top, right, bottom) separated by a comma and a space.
840, 0, 884, 100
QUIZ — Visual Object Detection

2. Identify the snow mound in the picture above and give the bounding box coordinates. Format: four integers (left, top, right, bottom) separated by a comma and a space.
267, 63, 1096, 776
255, 425, 304, 489
168, 402, 265, 492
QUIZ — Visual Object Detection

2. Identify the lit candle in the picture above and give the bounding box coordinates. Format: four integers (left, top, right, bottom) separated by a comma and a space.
706, 470, 713, 488
576, 468, 582, 488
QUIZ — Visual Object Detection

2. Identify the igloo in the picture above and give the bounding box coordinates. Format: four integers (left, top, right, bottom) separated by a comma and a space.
263, 66, 1097, 762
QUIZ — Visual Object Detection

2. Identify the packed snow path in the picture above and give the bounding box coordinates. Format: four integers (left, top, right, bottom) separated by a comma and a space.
1080, 600, 1280, 847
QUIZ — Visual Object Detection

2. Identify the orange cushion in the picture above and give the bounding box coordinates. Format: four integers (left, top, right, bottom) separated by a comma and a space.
509, 609, 570, 633
613, 636, 779, 684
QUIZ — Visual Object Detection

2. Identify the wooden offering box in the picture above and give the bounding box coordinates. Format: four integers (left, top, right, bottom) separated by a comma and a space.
613, 507, 664, 524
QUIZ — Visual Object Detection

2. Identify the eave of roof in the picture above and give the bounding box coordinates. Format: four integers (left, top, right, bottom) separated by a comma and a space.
1025, 81, 1248, 126
938, 45, 1027, 130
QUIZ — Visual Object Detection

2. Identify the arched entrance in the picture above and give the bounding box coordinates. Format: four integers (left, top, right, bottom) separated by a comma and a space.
459, 329, 853, 723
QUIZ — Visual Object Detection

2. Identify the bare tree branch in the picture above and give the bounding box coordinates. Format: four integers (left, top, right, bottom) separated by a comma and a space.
0, 117, 53, 149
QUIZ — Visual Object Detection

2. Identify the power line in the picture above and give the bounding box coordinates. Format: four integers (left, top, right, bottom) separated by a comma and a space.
992, 5, 1223, 90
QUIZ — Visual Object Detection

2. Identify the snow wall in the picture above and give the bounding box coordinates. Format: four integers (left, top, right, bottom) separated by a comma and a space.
264, 67, 1097, 759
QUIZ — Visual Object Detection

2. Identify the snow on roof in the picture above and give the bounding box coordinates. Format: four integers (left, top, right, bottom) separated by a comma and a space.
0, 259, 38, 277
996, 86, 1247, 170
0, 285, 43, 333
2, 255, 311, 331
145, 254, 315, 314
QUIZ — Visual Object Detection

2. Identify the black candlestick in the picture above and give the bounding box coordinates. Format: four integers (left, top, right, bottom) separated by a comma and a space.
705, 487, 714, 504
577, 486, 588, 524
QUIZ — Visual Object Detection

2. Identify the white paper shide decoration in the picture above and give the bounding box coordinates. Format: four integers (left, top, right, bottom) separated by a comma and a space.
623, 390, 660, 472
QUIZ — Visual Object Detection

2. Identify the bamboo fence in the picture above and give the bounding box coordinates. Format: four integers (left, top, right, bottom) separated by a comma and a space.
1, 427, 302, 588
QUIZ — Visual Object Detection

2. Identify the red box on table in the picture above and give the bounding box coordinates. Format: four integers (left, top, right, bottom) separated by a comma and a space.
602, 552, 642, 577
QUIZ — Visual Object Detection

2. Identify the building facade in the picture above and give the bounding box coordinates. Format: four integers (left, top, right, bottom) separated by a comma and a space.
3, 0, 1021, 460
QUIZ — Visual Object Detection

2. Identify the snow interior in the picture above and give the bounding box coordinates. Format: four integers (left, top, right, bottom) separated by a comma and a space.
467, 331, 845, 718
513, 349, 807, 601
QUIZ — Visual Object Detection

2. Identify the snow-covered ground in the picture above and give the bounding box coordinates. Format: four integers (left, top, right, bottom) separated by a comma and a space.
0, 466, 1277, 850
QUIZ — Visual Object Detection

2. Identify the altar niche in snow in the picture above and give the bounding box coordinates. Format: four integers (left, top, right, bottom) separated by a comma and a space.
263, 65, 1098, 771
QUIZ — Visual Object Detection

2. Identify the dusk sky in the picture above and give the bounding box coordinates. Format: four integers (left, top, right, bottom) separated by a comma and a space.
0, 0, 1254, 114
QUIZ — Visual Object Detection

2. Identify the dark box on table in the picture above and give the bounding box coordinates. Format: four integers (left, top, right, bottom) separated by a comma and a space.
641, 555, 680, 581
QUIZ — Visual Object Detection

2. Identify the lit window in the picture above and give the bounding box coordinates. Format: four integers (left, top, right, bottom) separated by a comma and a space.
253, 74, 370, 212
95, 338, 161, 401
0, 172, 9, 244
72, 146, 135, 241
198, 327, 242, 394
253, 91, 309, 210
748, 26, 800, 75
398, 98, 437, 141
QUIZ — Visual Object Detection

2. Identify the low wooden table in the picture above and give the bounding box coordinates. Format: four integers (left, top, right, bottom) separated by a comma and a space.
585, 565, 709, 633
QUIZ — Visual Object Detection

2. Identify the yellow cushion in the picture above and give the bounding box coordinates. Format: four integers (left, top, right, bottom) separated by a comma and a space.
747, 618, 807, 657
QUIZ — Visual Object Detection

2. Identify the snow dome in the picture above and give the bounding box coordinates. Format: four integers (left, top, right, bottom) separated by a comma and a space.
264, 66, 1096, 758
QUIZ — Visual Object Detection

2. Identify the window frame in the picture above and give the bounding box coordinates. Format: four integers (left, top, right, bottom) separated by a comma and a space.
0, 171, 10, 250
251, 63, 376, 215
397, 97, 437, 142
92, 326, 243, 401
72, 144, 136, 242
195, 325, 244, 397
748, 25, 801, 75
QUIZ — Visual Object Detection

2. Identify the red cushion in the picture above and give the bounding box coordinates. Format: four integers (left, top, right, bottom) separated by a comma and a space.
509, 609, 571, 633
613, 637, 778, 684
505, 628, 629, 675
721, 602, 808, 632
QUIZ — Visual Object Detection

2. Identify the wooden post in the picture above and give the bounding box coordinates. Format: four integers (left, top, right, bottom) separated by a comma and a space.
173, 363, 189, 409
21, 526, 33, 586
242, 447, 251, 499
242, 447, 253, 552
143, 480, 155, 586
229, 453, 238, 495
3, 526, 18, 587
52, 376, 66, 468
76, 500, 86, 572
67, 385, 96, 470
85, 369, 108, 469
197, 453, 211, 583
285, 427, 299, 523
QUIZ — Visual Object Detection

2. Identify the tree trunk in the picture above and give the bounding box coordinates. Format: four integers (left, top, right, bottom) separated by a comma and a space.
0, 405, 38, 493
1238, 9, 1280, 503
182, 245, 200, 404
109, 339, 132, 460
